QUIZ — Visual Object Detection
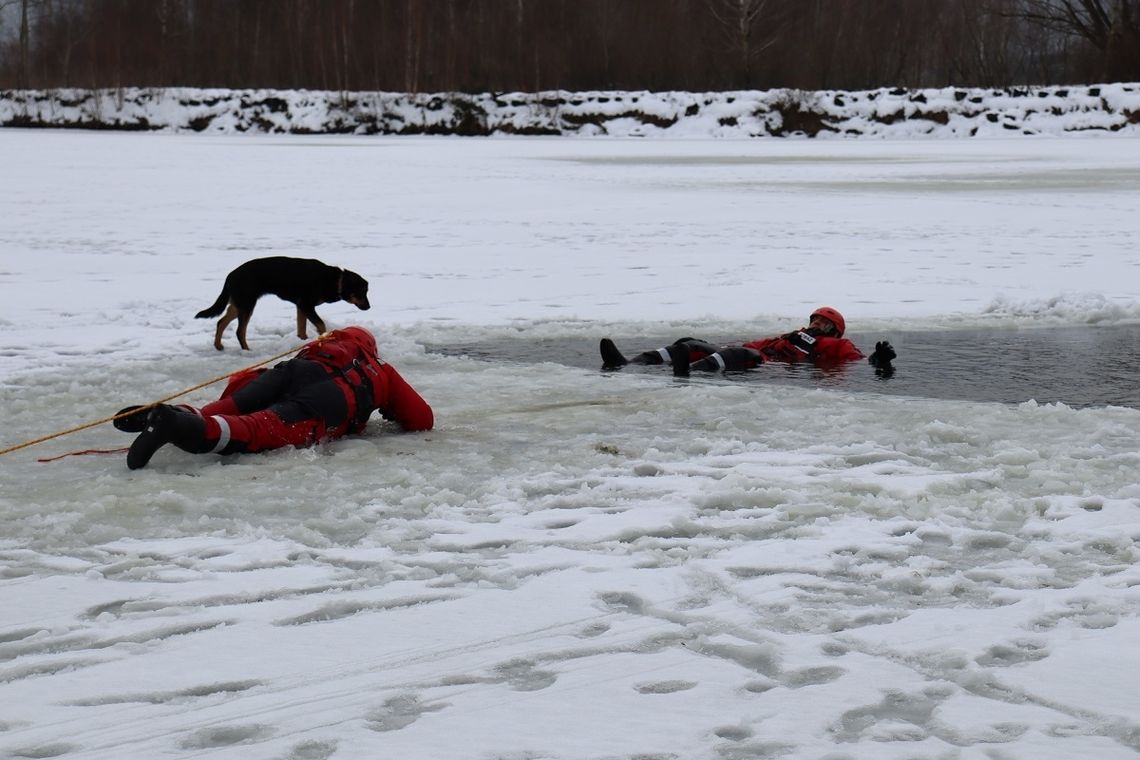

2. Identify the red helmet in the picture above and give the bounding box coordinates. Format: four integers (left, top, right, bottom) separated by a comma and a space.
809, 307, 846, 337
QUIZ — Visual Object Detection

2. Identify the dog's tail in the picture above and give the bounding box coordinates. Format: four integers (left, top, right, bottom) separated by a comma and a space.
195, 287, 229, 319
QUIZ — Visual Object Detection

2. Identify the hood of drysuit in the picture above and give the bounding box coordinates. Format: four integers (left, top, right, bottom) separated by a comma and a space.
333, 326, 379, 359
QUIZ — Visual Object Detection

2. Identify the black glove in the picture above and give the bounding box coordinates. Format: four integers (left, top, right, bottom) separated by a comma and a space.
868, 341, 896, 368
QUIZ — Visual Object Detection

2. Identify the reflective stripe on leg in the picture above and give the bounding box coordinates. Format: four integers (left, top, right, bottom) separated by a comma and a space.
210, 416, 231, 454
657, 348, 671, 362
712, 353, 726, 370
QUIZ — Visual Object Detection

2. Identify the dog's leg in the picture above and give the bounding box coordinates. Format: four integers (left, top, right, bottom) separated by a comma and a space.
296, 307, 308, 340
236, 305, 255, 351
299, 305, 326, 338
214, 305, 239, 351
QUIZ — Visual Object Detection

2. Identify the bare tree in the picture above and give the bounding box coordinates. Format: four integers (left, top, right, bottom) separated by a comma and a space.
0, 0, 1135, 93
1014, 0, 1140, 79
703, 0, 783, 87
16, 0, 30, 86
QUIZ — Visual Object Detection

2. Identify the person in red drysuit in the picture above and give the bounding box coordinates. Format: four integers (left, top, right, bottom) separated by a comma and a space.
600, 307, 895, 377
114, 326, 433, 470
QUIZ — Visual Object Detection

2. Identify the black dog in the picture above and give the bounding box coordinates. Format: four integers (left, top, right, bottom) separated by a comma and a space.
195, 256, 370, 350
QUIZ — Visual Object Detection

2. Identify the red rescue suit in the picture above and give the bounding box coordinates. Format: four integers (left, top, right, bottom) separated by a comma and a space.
742, 331, 865, 366
604, 307, 882, 375
194, 327, 432, 455
673, 331, 864, 372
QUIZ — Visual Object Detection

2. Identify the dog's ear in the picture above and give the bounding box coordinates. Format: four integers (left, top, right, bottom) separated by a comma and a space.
348, 271, 369, 294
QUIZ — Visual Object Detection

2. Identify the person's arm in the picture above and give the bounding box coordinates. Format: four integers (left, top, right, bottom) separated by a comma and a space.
817, 337, 865, 363
377, 364, 434, 432
741, 337, 772, 351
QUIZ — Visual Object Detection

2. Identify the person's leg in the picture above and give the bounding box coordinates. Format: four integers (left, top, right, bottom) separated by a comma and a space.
200, 360, 300, 417
603, 338, 677, 366
688, 346, 765, 373
210, 407, 324, 454
668, 343, 690, 377
609, 337, 718, 366
117, 366, 283, 435
127, 404, 324, 470
632, 346, 671, 365
118, 360, 303, 443
127, 405, 216, 470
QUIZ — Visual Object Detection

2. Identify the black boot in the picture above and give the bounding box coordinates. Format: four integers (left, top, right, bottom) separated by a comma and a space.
127, 405, 211, 470
113, 405, 153, 433
600, 338, 628, 370
115, 404, 197, 433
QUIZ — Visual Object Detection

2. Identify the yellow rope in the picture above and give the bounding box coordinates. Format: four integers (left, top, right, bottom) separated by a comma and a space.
0, 342, 314, 458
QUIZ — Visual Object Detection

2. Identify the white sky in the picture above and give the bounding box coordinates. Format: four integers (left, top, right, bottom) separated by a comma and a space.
1, 125, 1139, 760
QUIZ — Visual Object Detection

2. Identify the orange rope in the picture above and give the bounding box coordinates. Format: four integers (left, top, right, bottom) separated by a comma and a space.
1, 340, 318, 459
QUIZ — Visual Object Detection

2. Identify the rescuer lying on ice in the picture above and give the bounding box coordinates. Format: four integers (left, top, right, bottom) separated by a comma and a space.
114, 326, 433, 470
600, 306, 896, 377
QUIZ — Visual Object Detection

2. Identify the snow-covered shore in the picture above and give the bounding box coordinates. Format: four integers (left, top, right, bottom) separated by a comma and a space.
3, 82, 1140, 137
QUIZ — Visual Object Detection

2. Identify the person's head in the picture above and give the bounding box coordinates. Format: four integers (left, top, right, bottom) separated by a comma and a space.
335, 325, 379, 358
808, 307, 845, 337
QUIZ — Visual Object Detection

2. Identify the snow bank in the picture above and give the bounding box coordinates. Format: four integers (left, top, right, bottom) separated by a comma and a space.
3, 83, 1140, 137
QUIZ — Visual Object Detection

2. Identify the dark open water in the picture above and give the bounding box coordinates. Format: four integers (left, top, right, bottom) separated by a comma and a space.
428, 325, 1140, 409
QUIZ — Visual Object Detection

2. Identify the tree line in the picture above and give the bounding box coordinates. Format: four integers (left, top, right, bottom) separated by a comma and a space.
1, 0, 1138, 93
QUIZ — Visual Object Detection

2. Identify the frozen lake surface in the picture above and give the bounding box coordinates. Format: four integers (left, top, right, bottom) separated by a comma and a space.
1, 131, 1139, 760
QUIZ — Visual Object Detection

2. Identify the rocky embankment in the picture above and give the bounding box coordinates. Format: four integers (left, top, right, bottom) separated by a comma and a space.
2, 83, 1139, 137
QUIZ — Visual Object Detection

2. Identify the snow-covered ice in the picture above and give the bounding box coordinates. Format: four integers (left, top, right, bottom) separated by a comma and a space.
1, 126, 1139, 759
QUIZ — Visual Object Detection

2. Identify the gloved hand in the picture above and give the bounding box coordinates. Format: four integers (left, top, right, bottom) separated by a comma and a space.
868, 341, 896, 368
